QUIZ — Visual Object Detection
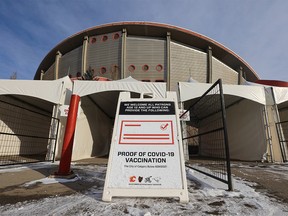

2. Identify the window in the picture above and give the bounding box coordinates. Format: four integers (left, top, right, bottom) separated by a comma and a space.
142, 64, 149, 72
102, 35, 108, 42
128, 65, 136, 72
91, 37, 97, 44
156, 64, 163, 72
100, 67, 107, 74
113, 33, 120, 40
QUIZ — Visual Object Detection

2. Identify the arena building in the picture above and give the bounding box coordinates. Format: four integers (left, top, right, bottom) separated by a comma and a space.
1, 22, 287, 168
34, 22, 259, 89
38, 22, 287, 162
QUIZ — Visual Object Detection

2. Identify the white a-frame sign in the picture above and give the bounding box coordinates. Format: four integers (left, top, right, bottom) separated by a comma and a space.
102, 92, 189, 203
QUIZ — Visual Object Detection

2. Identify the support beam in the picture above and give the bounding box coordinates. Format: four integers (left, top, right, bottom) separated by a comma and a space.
121, 28, 127, 79
238, 66, 243, 85
54, 51, 62, 80
56, 94, 80, 176
166, 32, 171, 91
82, 36, 89, 75
207, 46, 212, 83
40, 70, 44, 80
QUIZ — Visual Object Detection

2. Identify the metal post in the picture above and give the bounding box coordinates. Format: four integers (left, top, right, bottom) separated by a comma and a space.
219, 79, 233, 191
46, 104, 60, 161
56, 94, 80, 176
271, 88, 287, 161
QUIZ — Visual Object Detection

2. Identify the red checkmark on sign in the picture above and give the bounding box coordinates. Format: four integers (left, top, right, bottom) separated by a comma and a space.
160, 123, 169, 130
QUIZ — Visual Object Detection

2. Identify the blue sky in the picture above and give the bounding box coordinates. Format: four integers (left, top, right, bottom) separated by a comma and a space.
0, 0, 287, 81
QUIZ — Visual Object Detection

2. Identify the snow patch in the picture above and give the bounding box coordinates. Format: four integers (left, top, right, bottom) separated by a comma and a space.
22, 175, 80, 187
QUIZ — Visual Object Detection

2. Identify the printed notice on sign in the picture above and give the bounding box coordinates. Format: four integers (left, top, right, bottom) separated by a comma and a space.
107, 101, 182, 189
119, 101, 175, 115
103, 92, 189, 202
119, 120, 174, 144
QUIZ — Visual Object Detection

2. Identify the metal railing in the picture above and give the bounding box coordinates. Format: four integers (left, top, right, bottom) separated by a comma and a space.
276, 120, 288, 162
181, 79, 233, 191
0, 99, 59, 166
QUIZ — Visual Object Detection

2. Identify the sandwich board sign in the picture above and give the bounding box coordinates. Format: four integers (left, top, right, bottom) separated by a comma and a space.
102, 92, 189, 203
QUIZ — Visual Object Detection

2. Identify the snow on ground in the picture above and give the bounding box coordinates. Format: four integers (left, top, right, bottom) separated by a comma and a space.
22, 174, 80, 187
1, 163, 288, 216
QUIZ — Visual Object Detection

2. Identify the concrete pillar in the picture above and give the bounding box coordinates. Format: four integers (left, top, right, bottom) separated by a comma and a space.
55, 51, 62, 80
206, 46, 212, 83
82, 36, 89, 75
166, 32, 171, 91
238, 66, 243, 85
40, 70, 44, 80
121, 28, 127, 79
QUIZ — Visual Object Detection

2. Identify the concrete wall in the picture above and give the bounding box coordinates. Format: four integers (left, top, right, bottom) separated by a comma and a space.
41, 31, 244, 90
170, 41, 207, 90
59, 46, 82, 77
86, 32, 122, 80
43, 62, 55, 80
212, 57, 238, 84
125, 36, 166, 82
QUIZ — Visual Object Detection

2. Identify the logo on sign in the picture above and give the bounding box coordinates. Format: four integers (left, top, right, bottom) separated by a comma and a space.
129, 176, 162, 184
145, 176, 152, 183
129, 176, 136, 182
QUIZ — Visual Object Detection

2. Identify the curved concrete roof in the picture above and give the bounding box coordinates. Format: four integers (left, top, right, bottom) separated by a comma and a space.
35, 22, 259, 81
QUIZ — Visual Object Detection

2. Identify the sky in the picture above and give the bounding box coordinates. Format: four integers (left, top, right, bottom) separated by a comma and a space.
0, 0, 287, 81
